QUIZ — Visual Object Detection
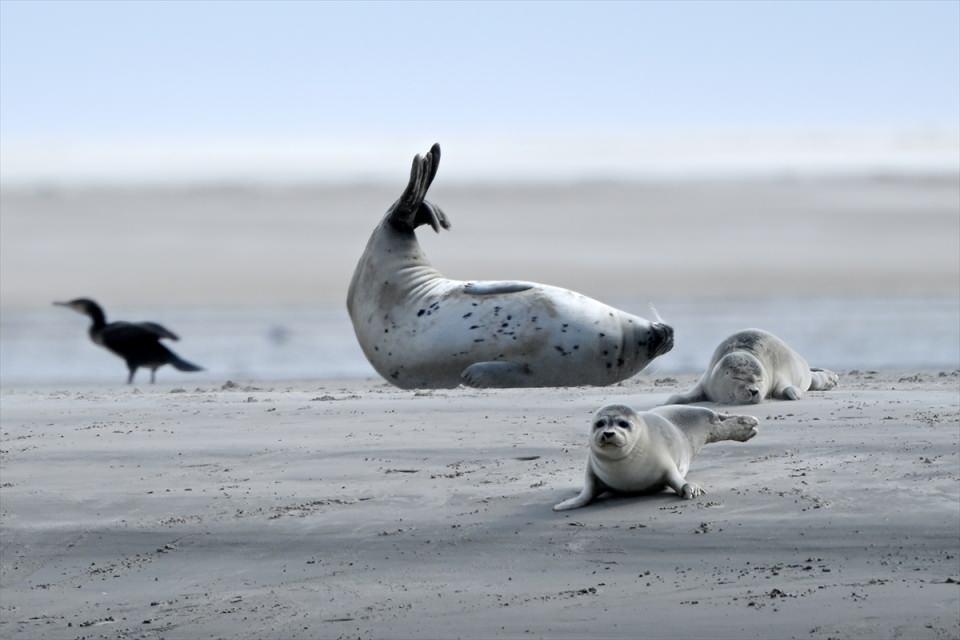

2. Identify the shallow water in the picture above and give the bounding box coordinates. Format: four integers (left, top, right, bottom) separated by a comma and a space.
1, 296, 957, 386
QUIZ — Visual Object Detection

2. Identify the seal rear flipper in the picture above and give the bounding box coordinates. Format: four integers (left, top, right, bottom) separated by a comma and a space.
388, 143, 450, 233
460, 361, 532, 388
808, 368, 839, 390
775, 384, 802, 400
463, 281, 535, 295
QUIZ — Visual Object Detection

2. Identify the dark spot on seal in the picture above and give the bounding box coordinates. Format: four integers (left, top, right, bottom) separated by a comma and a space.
602, 350, 609, 356
390, 371, 399, 379
501, 322, 509, 328
384, 329, 389, 334
599, 332, 605, 337
469, 325, 479, 330
462, 312, 473, 319
531, 316, 538, 322
374, 346, 379, 351
474, 338, 485, 343
606, 363, 612, 369
617, 358, 625, 367
573, 345, 580, 350
417, 309, 426, 317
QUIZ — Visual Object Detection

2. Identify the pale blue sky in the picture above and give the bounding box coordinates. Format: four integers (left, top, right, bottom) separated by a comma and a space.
1, 0, 958, 181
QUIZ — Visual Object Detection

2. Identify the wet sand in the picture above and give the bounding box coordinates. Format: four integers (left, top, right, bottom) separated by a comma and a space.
1, 371, 958, 639
2, 177, 958, 310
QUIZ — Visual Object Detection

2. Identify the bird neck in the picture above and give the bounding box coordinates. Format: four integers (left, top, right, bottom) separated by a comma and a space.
86, 306, 107, 331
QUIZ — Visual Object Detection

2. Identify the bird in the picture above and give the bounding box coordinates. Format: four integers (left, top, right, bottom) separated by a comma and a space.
54, 298, 203, 384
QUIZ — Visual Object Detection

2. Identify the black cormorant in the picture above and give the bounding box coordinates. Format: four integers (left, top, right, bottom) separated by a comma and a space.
54, 298, 204, 384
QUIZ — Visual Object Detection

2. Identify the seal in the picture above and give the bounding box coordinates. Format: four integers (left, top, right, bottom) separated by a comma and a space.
665, 329, 839, 405
346, 144, 674, 389
553, 404, 759, 511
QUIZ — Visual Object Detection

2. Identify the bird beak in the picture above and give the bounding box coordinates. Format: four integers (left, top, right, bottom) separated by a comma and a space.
53, 301, 71, 307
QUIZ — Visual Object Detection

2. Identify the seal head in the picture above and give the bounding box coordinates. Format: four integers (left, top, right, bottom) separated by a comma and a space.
590, 404, 644, 461
711, 352, 767, 404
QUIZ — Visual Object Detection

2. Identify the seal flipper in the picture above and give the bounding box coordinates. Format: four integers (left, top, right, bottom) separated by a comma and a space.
776, 385, 802, 400
461, 361, 532, 388
665, 383, 707, 405
808, 368, 839, 390
388, 143, 451, 233
463, 281, 535, 295
665, 465, 705, 500
554, 460, 603, 511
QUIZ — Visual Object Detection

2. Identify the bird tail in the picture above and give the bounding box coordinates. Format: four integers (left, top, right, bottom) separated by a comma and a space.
169, 353, 203, 372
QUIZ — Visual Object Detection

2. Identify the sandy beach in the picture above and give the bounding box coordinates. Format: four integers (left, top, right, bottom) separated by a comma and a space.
1, 370, 957, 639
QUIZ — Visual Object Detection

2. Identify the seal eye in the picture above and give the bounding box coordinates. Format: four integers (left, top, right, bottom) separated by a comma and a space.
617, 420, 631, 429
594, 420, 606, 430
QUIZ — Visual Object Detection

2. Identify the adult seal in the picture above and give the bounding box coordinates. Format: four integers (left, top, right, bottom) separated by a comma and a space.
665, 329, 839, 405
346, 144, 674, 389
553, 404, 759, 511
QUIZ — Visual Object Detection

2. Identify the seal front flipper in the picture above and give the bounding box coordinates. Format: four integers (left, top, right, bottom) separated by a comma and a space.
461, 361, 532, 388
665, 465, 704, 500
463, 281, 535, 296
665, 383, 707, 405
554, 460, 603, 511
387, 143, 451, 233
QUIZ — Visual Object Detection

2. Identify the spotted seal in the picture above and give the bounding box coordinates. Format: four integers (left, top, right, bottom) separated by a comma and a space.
346, 144, 674, 388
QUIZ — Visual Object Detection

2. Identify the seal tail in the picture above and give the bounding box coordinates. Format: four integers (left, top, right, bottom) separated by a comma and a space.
387, 143, 451, 233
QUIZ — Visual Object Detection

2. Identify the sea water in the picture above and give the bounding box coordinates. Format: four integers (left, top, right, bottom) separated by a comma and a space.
1, 296, 957, 386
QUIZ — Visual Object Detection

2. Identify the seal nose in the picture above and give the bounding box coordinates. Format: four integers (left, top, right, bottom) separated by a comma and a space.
601, 430, 616, 441
650, 322, 674, 357
749, 388, 760, 401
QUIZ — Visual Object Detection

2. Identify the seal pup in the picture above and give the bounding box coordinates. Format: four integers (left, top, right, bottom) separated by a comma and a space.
666, 329, 839, 405
346, 144, 674, 389
553, 404, 759, 511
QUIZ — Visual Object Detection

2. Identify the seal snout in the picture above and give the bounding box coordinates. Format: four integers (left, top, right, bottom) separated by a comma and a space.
599, 429, 618, 444
649, 322, 674, 357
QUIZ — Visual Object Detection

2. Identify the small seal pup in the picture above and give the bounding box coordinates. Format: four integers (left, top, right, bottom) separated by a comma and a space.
346, 144, 674, 389
666, 329, 839, 405
553, 404, 759, 511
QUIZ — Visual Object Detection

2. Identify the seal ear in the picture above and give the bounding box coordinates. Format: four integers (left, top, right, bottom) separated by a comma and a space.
388, 143, 450, 233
